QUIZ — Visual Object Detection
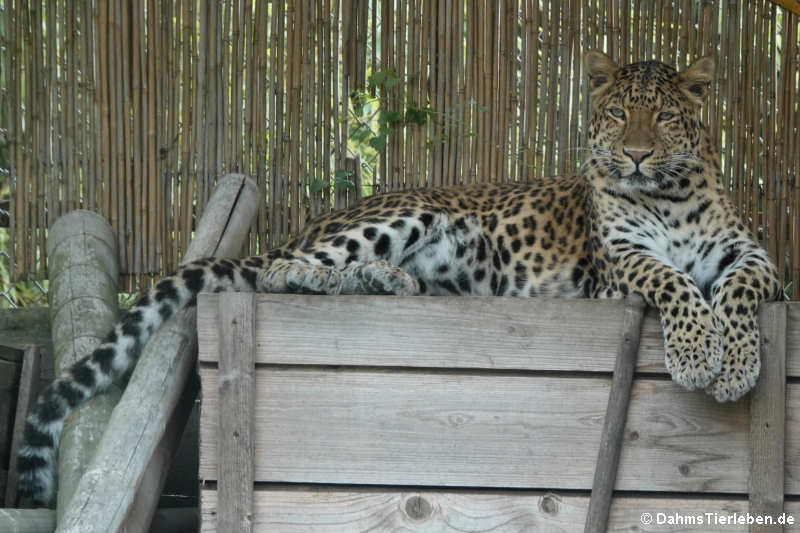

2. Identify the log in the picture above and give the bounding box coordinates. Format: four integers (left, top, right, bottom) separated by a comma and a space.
45, 210, 119, 516
56, 174, 260, 533
0, 507, 197, 533
0, 509, 56, 533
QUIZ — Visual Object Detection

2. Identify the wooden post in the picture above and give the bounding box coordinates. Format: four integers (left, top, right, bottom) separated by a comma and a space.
56, 175, 260, 533
217, 293, 256, 533
749, 302, 787, 533
5, 346, 40, 507
45, 210, 119, 516
584, 295, 645, 533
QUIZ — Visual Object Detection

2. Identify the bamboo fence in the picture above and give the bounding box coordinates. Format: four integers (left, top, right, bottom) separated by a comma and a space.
1, 1, 799, 296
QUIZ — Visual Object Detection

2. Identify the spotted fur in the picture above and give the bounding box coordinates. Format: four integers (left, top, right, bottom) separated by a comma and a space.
18, 51, 781, 506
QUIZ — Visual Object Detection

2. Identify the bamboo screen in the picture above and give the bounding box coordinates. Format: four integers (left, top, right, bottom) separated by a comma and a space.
2, 1, 799, 295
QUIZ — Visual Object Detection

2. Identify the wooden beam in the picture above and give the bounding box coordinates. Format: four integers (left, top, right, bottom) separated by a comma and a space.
584, 295, 645, 533
769, 0, 800, 16
45, 210, 119, 515
5, 346, 40, 507
56, 174, 260, 533
217, 293, 256, 533
749, 303, 787, 533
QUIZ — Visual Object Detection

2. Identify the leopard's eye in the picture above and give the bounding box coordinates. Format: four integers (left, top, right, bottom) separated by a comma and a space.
657, 111, 675, 122
609, 108, 626, 119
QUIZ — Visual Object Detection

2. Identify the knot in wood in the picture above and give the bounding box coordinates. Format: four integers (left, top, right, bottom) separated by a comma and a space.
539, 494, 559, 515
404, 495, 432, 520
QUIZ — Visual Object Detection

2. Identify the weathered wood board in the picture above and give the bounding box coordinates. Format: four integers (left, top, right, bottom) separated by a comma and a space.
201, 489, 800, 533
198, 296, 800, 375
198, 295, 797, 532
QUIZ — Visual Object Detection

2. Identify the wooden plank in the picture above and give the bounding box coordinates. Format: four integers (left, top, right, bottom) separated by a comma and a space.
785, 303, 800, 376
217, 293, 256, 533
585, 295, 645, 533
0, 345, 23, 495
199, 297, 798, 376
57, 174, 260, 533
5, 346, 40, 507
750, 304, 787, 533
201, 488, 800, 532
199, 369, 760, 493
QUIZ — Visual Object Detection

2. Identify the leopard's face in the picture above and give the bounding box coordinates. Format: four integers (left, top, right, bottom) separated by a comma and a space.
584, 53, 715, 194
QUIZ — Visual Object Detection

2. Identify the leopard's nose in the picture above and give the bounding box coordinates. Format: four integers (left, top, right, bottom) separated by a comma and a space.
623, 147, 653, 165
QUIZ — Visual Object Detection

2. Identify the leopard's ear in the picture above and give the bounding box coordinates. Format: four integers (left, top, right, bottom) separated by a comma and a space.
584, 50, 618, 97
678, 57, 714, 104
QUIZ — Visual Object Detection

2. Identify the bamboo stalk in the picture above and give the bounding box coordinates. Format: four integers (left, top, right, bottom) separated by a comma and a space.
133, 0, 143, 274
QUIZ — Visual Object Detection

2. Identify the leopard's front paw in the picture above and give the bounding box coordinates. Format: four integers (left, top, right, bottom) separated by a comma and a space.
256, 261, 344, 294
706, 327, 760, 402
663, 311, 723, 390
340, 260, 420, 295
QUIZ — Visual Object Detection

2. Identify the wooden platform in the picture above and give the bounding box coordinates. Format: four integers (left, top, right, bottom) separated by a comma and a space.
197, 294, 798, 532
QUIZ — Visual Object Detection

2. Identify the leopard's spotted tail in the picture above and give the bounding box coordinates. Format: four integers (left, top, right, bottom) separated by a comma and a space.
17, 255, 268, 506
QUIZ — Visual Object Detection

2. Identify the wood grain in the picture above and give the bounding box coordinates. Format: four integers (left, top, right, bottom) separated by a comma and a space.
750, 304, 787, 532
201, 488, 800, 533
45, 210, 120, 516
584, 295, 645, 533
199, 368, 766, 493
57, 175, 259, 533
198, 296, 797, 376
217, 293, 256, 533
4, 346, 39, 507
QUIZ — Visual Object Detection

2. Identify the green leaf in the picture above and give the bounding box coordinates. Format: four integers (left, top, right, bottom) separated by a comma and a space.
368, 135, 387, 153
378, 110, 404, 130
309, 178, 330, 194
405, 105, 434, 126
369, 70, 402, 91
368, 71, 389, 88
334, 177, 357, 191
350, 127, 372, 143
334, 169, 354, 180
384, 75, 403, 90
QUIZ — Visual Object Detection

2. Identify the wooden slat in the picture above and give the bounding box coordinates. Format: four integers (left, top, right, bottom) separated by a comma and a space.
217, 293, 257, 533
585, 295, 645, 533
199, 369, 764, 493
198, 296, 799, 376
750, 304, 787, 533
201, 488, 800, 532
4, 345, 38, 507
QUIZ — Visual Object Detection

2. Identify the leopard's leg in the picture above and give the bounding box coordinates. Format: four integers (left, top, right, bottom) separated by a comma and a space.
256, 258, 419, 296
706, 245, 782, 402
599, 251, 723, 390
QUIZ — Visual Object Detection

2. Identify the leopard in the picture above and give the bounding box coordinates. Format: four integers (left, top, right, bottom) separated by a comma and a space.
17, 50, 782, 506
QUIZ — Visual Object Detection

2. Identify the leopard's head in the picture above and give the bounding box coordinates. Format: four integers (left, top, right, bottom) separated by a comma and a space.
583, 51, 715, 194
